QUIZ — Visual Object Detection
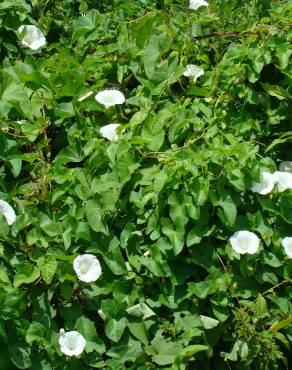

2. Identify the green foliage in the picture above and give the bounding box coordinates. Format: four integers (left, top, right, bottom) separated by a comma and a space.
0, 0, 291, 369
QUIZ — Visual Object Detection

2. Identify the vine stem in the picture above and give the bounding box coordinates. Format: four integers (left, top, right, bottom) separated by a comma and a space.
192, 24, 292, 40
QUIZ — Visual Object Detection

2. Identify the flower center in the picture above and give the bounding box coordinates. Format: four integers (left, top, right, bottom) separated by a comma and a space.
240, 239, 248, 250
80, 264, 89, 274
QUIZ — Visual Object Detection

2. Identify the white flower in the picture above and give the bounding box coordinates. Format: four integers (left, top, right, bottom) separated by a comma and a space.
17, 25, 46, 50
0, 200, 16, 225
100, 123, 124, 142
279, 161, 292, 174
95, 90, 125, 108
281, 237, 292, 259
59, 329, 86, 357
273, 171, 292, 192
229, 231, 260, 255
73, 254, 102, 283
189, 0, 209, 10
183, 64, 204, 82
251, 171, 275, 195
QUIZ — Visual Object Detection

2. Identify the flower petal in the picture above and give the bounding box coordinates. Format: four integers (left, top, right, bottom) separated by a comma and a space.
281, 237, 292, 259
73, 254, 102, 283
230, 231, 260, 255
59, 330, 86, 357
95, 90, 125, 108
251, 171, 275, 195
273, 171, 292, 192
18, 25, 46, 50
183, 64, 204, 82
189, 0, 209, 10
0, 200, 16, 225
100, 123, 122, 142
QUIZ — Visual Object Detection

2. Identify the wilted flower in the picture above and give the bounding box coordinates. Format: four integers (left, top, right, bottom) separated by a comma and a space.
73, 254, 102, 283
229, 231, 260, 255
251, 171, 275, 195
273, 171, 292, 192
0, 200, 16, 225
17, 25, 46, 50
95, 90, 125, 108
78, 91, 94, 102
59, 329, 86, 357
279, 161, 292, 174
189, 0, 209, 10
183, 64, 204, 82
100, 123, 123, 142
281, 237, 292, 259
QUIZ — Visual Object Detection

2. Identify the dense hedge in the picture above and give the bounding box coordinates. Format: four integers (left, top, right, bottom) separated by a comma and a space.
0, 1, 291, 369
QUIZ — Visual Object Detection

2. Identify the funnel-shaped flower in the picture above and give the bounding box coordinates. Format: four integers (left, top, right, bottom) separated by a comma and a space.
17, 25, 46, 50
230, 231, 260, 255
279, 161, 292, 174
0, 200, 16, 225
281, 237, 292, 259
95, 90, 125, 108
73, 254, 102, 283
100, 123, 123, 142
183, 64, 204, 82
251, 171, 275, 195
189, 0, 209, 10
273, 171, 292, 192
59, 329, 86, 357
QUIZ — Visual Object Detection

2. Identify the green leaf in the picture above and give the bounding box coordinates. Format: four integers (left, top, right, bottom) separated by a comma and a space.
261, 83, 292, 100
76, 316, 106, 354
217, 189, 237, 226
105, 318, 127, 343
127, 321, 149, 345
147, 330, 182, 366
161, 218, 184, 255
253, 294, 267, 319
106, 340, 142, 363
37, 257, 57, 284
270, 315, 292, 332
126, 303, 155, 320
14, 263, 40, 288
279, 194, 292, 224
72, 10, 99, 41
85, 199, 108, 234
175, 345, 209, 363
38, 212, 60, 237
26, 322, 46, 345
90, 235, 127, 275
9, 342, 32, 369
186, 86, 211, 97
143, 35, 170, 79
200, 315, 220, 329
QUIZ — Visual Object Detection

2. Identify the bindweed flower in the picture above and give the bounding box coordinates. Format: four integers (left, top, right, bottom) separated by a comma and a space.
281, 237, 292, 259
189, 0, 209, 10
273, 171, 292, 192
229, 231, 260, 255
0, 200, 16, 225
95, 90, 125, 108
183, 64, 204, 82
251, 171, 275, 195
73, 254, 102, 283
59, 329, 86, 357
279, 161, 292, 174
17, 25, 46, 50
100, 123, 123, 142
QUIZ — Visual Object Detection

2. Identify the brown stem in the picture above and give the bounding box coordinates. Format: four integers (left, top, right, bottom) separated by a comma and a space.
192, 29, 257, 40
